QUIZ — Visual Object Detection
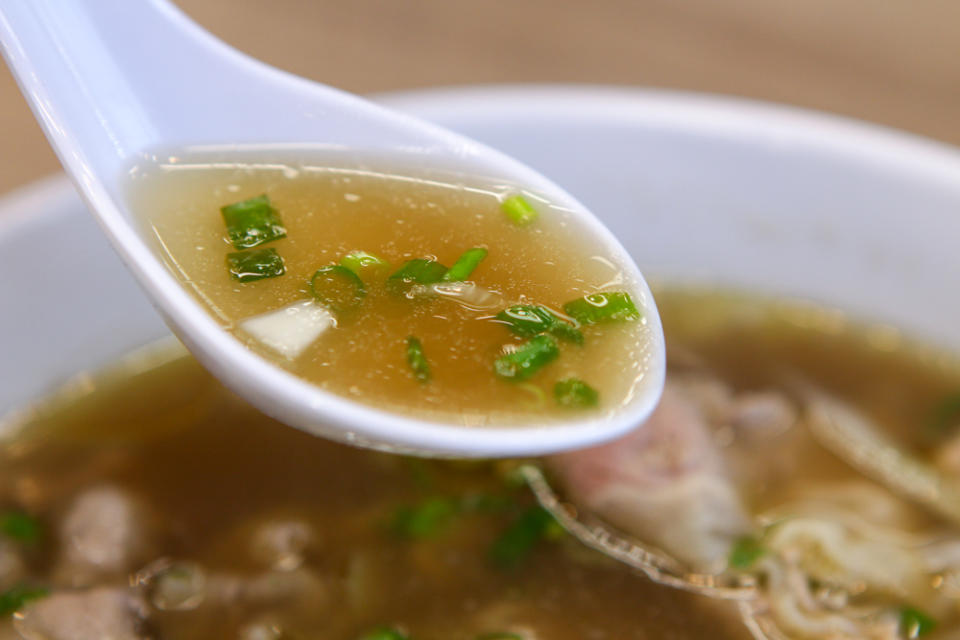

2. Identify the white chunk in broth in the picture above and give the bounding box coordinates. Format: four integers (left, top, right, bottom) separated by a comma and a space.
239, 300, 334, 360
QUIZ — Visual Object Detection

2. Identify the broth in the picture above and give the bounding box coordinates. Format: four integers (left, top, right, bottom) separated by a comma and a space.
129, 152, 656, 426
4, 289, 960, 639
0, 342, 744, 640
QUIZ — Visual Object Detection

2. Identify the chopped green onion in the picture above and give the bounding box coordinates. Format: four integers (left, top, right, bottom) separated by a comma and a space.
459, 493, 514, 513
494, 305, 583, 344
494, 335, 559, 382
488, 506, 561, 568
388, 259, 448, 291
390, 497, 458, 539
0, 511, 41, 544
0, 584, 48, 615
929, 393, 960, 436
340, 250, 390, 275
728, 535, 766, 570
406, 337, 431, 383
220, 194, 286, 249
357, 627, 410, 640
390, 492, 513, 540
563, 291, 640, 325
900, 606, 937, 638
554, 378, 599, 408
475, 634, 524, 640
501, 194, 538, 226
516, 382, 547, 410
309, 265, 366, 312
442, 248, 488, 282
226, 247, 286, 282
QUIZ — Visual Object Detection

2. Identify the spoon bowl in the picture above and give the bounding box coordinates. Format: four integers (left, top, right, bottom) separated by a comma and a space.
0, 0, 665, 456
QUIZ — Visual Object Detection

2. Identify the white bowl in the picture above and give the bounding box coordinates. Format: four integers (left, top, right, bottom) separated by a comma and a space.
4, 85, 960, 420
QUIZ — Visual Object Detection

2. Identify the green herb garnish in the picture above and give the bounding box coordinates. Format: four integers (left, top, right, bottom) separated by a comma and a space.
442, 247, 488, 282
554, 378, 599, 408
495, 304, 583, 344
309, 265, 366, 312
494, 335, 559, 382
226, 247, 286, 282
391, 497, 458, 539
341, 250, 390, 275
900, 606, 937, 638
406, 336, 431, 383
0, 584, 48, 615
357, 627, 410, 640
488, 506, 561, 568
563, 291, 640, 325
388, 259, 448, 292
728, 535, 766, 570
0, 510, 41, 544
928, 393, 960, 436
220, 194, 286, 249
390, 492, 514, 540
501, 194, 538, 226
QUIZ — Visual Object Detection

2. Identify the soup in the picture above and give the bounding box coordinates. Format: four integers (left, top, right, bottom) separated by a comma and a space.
129, 152, 657, 426
4, 289, 960, 639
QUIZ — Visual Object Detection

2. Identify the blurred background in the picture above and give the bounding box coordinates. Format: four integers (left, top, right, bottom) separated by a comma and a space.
1, 0, 957, 197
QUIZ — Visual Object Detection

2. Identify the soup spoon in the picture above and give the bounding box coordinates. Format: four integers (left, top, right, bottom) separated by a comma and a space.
0, 0, 665, 457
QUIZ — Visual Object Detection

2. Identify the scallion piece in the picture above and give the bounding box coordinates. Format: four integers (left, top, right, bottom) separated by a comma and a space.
388, 259, 448, 292
900, 606, 937, 637
493, 335, 559, 381
226, 248, 285, 283
501, 194, 538, 226
488, 506, 561, 568
442, 247, 488, 282
220, 194, 286, 249
406, 336, 431, 383
554, 378, 599, 408
0, 511, 41, 544
0, 584, 48, 615
728, 535, 765, 570
928, 393, 960, 435
390, 497, 458, 539
357, 627, 410, 640
495, 304, 583, 344
340, 250, 390, 275
309, 265, 366, 313
563, 291, 640, 325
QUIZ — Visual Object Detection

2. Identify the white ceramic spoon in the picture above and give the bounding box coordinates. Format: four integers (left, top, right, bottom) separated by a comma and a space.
0, 0, 665, 457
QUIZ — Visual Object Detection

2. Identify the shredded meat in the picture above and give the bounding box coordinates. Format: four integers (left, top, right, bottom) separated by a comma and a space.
550, 382, 752, 572
53, 486, 157, 587
14, 588, 149, 640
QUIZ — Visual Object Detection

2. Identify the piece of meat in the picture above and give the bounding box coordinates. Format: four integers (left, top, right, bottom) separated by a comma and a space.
53, 486, 157, 587
550, 382, 752, 572
248, 519, 315, 571
13, 587, 149, 640
205, 567, 328, 611
726, 391, 797, 436
669, 373, 797, 438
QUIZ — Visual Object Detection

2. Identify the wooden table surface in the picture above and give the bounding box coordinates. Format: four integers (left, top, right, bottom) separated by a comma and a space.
1, 0, 958, 197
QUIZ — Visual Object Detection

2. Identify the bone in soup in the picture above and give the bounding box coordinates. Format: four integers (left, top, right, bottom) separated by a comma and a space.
4, 289, 960, 639
128, 152, 657, 426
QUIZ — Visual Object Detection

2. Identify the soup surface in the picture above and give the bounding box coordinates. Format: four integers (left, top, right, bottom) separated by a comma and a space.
129, 152, 656, 426
3, 289, 960, 639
